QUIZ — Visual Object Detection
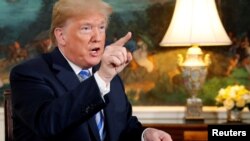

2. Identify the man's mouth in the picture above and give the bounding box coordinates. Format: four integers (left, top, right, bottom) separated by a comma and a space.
91, 47, 100, 52
90, 47, 100, 56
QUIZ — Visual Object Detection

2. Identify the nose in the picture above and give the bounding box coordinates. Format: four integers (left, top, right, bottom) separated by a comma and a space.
92, 27, 102, 42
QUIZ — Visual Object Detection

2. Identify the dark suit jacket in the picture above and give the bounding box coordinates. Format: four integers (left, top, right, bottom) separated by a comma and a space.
10, 48, 144, 141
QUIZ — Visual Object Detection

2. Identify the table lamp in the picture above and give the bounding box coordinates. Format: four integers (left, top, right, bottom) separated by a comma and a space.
159, 0, 232, 121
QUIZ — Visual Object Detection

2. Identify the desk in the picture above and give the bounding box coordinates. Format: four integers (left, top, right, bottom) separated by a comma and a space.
143, 123, 208, 141
143, 121, 250, 141
134, 106, 250, 141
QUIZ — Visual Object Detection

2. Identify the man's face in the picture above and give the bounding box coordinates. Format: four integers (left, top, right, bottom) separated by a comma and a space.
59, 12, 107, 68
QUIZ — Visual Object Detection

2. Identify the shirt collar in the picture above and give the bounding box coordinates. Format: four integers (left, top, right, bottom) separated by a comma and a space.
58, 48, 92, 75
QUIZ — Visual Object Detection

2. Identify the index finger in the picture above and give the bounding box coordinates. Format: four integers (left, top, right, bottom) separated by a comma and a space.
111, 32, 132, 46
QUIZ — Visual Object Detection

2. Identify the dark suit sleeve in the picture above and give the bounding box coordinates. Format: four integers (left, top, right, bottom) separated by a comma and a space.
9, 60, 105, 139
111, 76, 145, 141
121, 110, 146, 141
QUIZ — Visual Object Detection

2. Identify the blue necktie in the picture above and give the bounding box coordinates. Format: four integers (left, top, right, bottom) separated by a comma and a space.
78, 69, 91, 81
78, 70, 105, 141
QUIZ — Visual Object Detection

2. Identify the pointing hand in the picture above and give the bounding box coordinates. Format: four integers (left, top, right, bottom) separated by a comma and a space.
97, 32, 133, 84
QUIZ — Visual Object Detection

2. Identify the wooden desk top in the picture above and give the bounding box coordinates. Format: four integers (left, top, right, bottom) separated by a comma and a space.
143, 121, 250, 141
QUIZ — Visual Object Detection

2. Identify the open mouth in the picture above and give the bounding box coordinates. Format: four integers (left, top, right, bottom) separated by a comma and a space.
91, 47, 100, 52
90, 47, 101, 57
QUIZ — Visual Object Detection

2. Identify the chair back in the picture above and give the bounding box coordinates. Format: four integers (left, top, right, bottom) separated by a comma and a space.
4, 89, 13, 141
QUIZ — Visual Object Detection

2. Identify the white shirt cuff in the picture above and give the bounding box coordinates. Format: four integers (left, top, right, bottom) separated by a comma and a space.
94, 72, 110, 96
141, 128, 149, 141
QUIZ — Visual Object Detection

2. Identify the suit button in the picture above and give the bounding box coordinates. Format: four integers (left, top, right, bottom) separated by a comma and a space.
81, 106, 90, 114
85, 106, 91, 114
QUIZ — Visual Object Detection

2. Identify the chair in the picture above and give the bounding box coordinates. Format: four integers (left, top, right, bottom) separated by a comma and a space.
4, 89, 13, 141
184, 131, 208, 141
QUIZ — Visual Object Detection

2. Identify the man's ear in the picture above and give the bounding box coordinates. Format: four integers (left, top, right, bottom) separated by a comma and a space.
54, 28, 66, 46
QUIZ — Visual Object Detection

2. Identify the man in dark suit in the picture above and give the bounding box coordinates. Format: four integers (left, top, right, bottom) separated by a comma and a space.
9, 0, 172, 141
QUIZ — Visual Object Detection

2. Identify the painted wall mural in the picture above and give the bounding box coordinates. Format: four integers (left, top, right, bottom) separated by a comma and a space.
1, 0, 250, 106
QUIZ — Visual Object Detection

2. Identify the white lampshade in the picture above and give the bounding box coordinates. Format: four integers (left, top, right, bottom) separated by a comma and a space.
160, 0, 232, 47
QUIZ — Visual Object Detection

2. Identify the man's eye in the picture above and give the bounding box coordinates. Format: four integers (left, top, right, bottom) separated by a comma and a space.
81, 26, 92, 32
100, 25, 106, 32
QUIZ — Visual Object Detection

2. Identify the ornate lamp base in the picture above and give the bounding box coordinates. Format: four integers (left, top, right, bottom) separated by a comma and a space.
177, 46, 210, 123
185, 97, 204, 123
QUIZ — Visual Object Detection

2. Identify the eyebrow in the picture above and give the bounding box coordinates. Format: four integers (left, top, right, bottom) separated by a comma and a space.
81, 20, 107, 26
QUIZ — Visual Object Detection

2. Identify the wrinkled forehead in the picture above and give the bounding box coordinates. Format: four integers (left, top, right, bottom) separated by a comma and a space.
65, 12, 108, 26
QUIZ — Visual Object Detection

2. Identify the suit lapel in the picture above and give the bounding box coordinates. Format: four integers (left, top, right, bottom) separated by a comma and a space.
47, 48, 80, 91
55, 67, 80, 90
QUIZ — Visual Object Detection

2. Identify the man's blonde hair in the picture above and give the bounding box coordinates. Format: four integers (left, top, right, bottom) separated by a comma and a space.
50, 0, 113, 45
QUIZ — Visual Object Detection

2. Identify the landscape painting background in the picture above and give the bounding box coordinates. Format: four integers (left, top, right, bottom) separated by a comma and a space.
1, 0, 250, 106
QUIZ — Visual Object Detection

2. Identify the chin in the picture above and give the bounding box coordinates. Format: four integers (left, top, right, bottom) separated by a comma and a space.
90, 59, 101, 66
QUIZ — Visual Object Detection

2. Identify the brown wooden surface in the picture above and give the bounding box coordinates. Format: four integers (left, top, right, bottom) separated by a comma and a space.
184, 131, 208, 141
143, 123, 208, 141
